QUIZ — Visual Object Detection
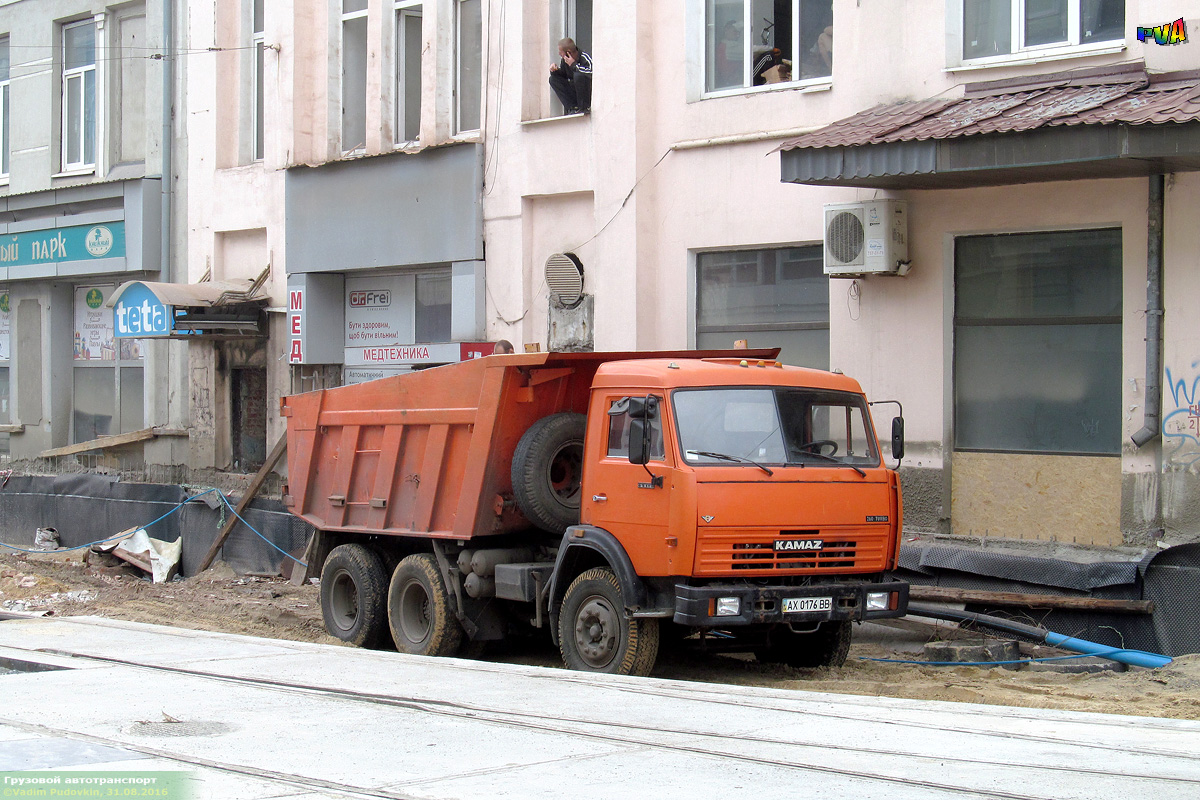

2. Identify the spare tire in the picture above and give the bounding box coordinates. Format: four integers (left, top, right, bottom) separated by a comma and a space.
512, 412, 586, 533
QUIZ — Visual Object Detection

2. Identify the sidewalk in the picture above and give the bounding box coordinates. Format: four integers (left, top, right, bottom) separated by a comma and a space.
1, 614, 1198, 799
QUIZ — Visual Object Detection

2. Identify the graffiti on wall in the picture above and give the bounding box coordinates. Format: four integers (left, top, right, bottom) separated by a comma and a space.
1163, 364, 1200, 466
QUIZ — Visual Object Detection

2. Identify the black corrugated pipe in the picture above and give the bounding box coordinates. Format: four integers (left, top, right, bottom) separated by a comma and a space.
1131, 174, 1165, 448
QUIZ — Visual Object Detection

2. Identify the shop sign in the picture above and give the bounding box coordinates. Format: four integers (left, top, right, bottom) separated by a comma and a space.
112, 283, 173, 337
0, 290, 10, 361
343, 342, 493, 367
0, 222, 126, 268
75, 286, 116, 360
344, 275, 413, 348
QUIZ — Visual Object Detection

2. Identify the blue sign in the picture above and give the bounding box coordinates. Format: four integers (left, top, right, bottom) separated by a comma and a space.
113, 282, 172, 338
0, 222, 126, 268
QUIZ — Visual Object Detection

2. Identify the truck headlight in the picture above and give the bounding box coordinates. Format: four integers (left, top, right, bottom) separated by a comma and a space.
866, 592, 889, 611
716, 597, 740, 617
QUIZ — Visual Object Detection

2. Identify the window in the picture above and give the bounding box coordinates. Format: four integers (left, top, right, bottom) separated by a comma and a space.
961, 0, 1124, 61
672, 388, 879, 468
562, 0, 592, 59
705, 0, 832, 94
252, 0, 265, 159
0, 38, 9, 177
395, 2, 422, 143
62, 20, 97, 171
606, 397, 665, 460
73, 285, 145, 443
455, 0, 481, 133
696, 246, 829, 368
342, 0, 368, 152
415, 271, 451, 342
954, 228, 1122, 455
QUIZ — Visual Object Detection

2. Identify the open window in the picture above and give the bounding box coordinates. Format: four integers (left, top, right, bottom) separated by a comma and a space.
705, 0, 832, 95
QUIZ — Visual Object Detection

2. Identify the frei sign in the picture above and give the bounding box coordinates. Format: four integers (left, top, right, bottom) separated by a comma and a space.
0, 222, 126, 268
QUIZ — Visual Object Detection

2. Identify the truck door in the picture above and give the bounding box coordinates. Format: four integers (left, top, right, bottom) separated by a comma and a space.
582, 394, 674, 574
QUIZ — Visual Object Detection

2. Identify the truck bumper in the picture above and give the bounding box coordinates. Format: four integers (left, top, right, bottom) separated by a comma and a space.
673, 577, 909, 627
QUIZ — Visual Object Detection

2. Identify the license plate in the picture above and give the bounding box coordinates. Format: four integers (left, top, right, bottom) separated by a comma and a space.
783, 597, 832, 613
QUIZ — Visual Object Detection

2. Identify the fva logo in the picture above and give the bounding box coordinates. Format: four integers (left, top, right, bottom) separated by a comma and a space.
349, 290, 391, 308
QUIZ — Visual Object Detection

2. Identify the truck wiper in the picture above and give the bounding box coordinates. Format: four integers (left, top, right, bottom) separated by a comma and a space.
686, 450, 773, 476
793, 451, 867, 477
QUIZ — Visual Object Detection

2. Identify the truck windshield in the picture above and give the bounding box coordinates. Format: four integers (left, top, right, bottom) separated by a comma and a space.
672, 387, 879, 469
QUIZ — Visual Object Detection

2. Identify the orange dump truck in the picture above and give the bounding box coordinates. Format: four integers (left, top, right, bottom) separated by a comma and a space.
281, 350, 909, 675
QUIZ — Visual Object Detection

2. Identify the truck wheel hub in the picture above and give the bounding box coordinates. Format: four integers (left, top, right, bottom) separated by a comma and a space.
575, 596, 618, 666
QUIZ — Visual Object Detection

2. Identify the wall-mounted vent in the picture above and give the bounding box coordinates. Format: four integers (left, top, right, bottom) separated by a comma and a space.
823, 200, 909, 277
545, 252, 584, 307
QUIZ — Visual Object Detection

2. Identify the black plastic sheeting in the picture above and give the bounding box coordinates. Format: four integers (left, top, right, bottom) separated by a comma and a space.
0, 474, 313, 577
898, 541, 1200, 657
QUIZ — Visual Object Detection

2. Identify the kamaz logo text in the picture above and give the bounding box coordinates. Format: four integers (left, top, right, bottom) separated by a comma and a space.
773, 539, 823, 552
349, 290, 391, 308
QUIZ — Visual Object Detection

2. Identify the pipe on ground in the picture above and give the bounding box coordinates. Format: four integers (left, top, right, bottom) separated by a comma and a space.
907, 602, 1172, 669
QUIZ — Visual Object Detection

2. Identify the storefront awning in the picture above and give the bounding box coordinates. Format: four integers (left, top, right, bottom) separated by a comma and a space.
778, 64, 1200, 190
106, 278, 269, 339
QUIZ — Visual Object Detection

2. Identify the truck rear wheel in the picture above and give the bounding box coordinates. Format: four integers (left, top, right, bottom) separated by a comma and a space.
388, 553, 464, 658
757, 620, 852, 669
512, 412, 586, 534
320, 544, 388, 648
558, 567, 658, 676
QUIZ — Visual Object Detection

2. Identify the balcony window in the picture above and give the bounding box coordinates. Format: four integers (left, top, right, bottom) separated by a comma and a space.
455, 0, 481, 133
253, 0, 265, 159
395, 2, 422, 143
341, 0, 368, 152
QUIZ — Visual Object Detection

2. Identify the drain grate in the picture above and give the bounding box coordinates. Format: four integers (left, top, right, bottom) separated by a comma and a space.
126, 721, 231, 738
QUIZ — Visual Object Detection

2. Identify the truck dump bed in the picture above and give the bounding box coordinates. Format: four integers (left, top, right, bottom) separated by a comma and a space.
281, 349, 776, 541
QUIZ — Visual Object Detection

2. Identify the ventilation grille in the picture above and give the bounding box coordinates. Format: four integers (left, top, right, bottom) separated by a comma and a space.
545, 252, 584, 306
826, 211, 865, 265
695, 529, 890, 575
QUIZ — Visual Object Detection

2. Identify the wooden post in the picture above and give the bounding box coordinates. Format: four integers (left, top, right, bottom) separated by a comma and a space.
197, 434, 288, 573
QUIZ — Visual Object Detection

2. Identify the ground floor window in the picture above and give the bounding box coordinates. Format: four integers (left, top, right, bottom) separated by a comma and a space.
696, 245, 829, 368
953, 228, 1122, 455
73, 285, 144, 443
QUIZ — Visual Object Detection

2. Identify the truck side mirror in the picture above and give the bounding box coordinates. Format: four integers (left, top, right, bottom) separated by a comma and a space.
629, 418, 649, 465
626, 395, 658, 466
891, 417, 905, 462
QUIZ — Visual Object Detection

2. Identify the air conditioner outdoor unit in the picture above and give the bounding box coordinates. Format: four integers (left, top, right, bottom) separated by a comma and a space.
823, 200, 909, 277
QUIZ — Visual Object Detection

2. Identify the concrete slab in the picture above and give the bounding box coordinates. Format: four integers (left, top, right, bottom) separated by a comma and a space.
0, 616, 1197, 800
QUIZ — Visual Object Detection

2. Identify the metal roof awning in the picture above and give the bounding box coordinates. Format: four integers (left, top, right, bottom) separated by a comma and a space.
106, 276, 269, 340
778, 64, 1200, 190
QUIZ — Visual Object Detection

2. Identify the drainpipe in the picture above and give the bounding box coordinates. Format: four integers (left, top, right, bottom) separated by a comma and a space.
1131, 174, 1165, 448
160, 0, 173, 284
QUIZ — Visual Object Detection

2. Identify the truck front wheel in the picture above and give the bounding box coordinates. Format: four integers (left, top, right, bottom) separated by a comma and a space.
320, 544, 388, 648
388, 553, 465, 658
558, 567, 658, 676
757, 620, 852, 669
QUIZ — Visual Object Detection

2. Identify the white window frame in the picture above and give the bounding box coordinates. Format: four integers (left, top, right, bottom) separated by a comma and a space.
394, 1, 422, 145
341, 0, 369, 153
252, 0, 265, 160
0, 37, 10, 180
454, 0, 481, 135
699, 0, 833, 100
561, 0, 592, 55
61, 19, 99, 173
949, 0, 1126, 70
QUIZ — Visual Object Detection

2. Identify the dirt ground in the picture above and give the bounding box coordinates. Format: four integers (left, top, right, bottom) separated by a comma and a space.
3, 547, 1198, 721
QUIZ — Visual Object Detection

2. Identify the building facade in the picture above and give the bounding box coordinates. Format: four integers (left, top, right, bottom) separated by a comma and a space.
478, 0, 1200, 549
0, 0, 185, 467
186, 0, 489, 474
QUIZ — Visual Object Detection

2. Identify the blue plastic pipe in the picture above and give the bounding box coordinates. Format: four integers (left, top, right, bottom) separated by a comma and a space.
907, 602, 1172, 669
1043, 632, 1172, 669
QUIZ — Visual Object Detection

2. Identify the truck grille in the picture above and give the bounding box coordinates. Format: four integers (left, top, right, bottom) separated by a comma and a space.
696, 529, 888, 575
